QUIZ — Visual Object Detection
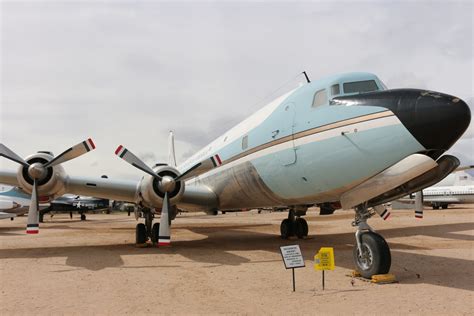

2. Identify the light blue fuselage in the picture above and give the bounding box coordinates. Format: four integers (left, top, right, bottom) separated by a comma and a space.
183, 73, 425, 210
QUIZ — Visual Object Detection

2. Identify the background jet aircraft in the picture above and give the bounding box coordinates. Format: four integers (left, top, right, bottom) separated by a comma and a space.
399, 169, 474, 209
0, 72, 471, 279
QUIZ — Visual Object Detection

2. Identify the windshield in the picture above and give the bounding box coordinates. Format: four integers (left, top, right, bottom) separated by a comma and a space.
343, 80, 379, 94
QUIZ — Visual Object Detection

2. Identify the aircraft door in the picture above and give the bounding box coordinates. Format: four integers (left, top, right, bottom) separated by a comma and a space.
274, 102, 296, 166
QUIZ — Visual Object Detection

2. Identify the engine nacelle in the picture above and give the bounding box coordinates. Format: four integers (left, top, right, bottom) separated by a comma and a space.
16, 152, 67, 200
138, 165, 185, 208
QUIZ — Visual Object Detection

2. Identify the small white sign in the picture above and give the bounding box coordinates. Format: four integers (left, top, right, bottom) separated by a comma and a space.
280, 245, 305, 269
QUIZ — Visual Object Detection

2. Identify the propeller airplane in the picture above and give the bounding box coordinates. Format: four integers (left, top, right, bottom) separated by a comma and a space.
0, 72, 471, 278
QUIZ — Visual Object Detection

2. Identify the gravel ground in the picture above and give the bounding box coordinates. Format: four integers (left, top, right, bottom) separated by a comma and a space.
1, 206, 473, 315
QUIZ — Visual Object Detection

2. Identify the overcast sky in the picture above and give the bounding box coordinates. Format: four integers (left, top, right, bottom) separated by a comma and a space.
1, 0, 472, 180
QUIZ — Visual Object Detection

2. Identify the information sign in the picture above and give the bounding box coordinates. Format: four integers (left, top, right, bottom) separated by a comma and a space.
314, 247, 335, 271
280, 245, 305, 269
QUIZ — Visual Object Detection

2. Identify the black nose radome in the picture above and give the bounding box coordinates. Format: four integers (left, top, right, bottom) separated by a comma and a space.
332, 89, 471, 158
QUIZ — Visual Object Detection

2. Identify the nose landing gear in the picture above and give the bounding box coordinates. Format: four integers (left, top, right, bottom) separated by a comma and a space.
352, 204, 391, 278
280, 208, 308, 239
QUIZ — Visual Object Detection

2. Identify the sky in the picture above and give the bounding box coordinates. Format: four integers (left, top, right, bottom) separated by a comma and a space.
0, 0, 472, 181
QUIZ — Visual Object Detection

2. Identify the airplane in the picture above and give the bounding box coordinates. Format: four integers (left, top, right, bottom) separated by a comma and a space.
417, 185, 474, 209
0, 72, 471, 279
40, 194, 110, 221
0, 186, 44, 219
0, 185, 109, 221
400, 169, 474, 209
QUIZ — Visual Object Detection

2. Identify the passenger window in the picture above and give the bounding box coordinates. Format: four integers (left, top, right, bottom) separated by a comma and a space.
312, 89, 327, 107
242, 135, 248, 150
331, 84, 340, 96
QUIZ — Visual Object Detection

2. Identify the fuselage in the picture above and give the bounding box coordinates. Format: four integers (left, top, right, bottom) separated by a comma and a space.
178, 72, 470, 211
423, 185, 474, 204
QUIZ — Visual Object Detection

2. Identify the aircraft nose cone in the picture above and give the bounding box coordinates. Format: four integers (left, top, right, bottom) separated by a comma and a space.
333, 89, 471, 158
409, 91, 471, 153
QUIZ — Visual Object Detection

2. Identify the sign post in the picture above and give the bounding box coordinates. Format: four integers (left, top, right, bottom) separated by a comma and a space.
314, 247, 335, 290
280, 245, 305, 292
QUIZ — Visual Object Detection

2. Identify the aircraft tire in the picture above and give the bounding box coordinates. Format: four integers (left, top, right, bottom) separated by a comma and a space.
441, 204, 448, 209
353, 232, 391, 279
151, 223, 160, 243
295, 218, 308, 239
280, 219, 294, 239
136, 223, 147, 244
80, 214, 86, 221
301, 218, 308, 236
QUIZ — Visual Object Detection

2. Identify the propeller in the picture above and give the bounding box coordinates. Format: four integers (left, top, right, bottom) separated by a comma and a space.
415, 190, 424, 219
158, 192, 171, 246
115, 145, 175, 246
115, 139, 224, 247
0, 138, 96, 234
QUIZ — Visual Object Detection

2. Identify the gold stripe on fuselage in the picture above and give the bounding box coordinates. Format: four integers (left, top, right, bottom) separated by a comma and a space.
222, 110, 394, 166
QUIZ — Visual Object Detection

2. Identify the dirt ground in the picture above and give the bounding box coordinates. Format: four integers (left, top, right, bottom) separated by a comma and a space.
0, 206, 473, 315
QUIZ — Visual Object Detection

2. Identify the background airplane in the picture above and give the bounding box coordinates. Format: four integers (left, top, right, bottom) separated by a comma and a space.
0, 185, 109, 222
399, 168, 474, 209
0, 72, 471, 279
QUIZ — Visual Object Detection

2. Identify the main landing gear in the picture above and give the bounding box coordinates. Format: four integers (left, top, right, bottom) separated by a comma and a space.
352, 204, 391, 278
135, 206, 176, 246
280, 209, 308, 239
135, 209, 156, 245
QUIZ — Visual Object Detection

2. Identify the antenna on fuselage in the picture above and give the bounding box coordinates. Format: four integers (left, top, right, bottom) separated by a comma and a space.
302, 71, 311, 83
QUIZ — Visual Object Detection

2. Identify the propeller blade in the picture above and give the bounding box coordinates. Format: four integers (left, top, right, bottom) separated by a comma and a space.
168, 131, 177, 167
175, 162, 202, 182
26, 179, 39, 234
158, 192, 171, 246
415, 191, 424, 219
0, 144, 29, 167
115, 145, 161, 180
175, 154, 223, 182
44, 138, 96, 168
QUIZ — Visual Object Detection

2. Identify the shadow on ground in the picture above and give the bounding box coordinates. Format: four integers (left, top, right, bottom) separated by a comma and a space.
0, 220, 472, 291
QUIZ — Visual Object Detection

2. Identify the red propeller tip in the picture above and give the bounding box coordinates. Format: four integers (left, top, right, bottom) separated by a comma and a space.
87, 138, 96, 149
115, 145, 124, 155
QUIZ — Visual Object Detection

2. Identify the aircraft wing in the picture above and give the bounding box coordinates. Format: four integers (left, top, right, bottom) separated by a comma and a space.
455, 165, 474, 172
0, 170, 17, 187
0, 170, 217, 211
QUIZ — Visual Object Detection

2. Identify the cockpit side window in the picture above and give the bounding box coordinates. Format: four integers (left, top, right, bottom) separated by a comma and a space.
331, 84, 340, 96
312, 89, 327, 107
343, 80, 379, 94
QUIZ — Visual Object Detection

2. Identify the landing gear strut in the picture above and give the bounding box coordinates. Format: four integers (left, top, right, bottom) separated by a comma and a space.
135, 208, 169, 246
280, 209, 308, 239
352, 204, 391, 278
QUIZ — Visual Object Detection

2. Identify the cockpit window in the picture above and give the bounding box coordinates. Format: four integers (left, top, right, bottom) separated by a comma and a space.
312, 89, 327, 107
331, 84, 340, 96
343, 80, 379, 94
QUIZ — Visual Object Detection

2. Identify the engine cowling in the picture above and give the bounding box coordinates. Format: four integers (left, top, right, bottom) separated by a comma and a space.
138, 165, 185, 208
16, 152, 67, 200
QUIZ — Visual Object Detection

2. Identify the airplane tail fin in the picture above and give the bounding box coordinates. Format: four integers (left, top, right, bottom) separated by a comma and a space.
168, 131, 177, 167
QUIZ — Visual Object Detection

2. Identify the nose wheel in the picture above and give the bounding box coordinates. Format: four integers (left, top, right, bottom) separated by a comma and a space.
352, 204, 391, 278
280, 209, 308, 239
